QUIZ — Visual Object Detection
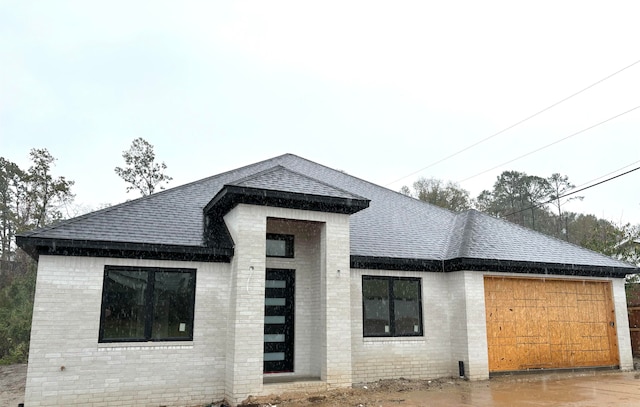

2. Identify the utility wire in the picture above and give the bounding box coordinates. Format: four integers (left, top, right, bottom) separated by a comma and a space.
572, 159, 640, 190
386, 58, 640, 187
457, 104, 640, 183
504, 165, 640, 218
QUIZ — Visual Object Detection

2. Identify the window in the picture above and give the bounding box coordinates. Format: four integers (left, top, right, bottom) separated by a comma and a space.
99, 266, 196, 342
362, 276, 423, 337
266, 233, 294, 258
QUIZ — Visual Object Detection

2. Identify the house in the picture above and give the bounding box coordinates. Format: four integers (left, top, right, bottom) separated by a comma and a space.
17, 154, 637, 407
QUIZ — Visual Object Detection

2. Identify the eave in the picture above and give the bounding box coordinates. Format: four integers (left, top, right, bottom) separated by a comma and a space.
16, 236, 233, 262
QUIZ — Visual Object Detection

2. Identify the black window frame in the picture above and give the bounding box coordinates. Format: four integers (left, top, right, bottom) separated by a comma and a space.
99, 265, 197, 343
266, 233, 294, 258
362, 276, 423, 337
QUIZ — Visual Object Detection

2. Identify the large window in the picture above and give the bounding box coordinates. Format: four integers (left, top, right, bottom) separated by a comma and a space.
362, 276, 423, 337
99, 266, 196, 343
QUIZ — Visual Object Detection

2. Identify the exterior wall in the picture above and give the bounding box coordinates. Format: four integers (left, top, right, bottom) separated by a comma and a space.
350, 269, 632, 384
26, 255, 230, 407
448, 271, 489, 380
222, 204, 352, 405
612, 278, 634, 370
350, 269, 453, 383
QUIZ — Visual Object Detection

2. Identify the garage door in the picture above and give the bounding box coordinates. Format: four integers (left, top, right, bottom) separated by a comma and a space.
484, 276, 619, 372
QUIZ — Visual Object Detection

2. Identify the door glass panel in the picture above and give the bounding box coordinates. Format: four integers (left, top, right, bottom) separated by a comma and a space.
265, 297, 286, 306
264, 334, 285, 342
264, 316, 285, 324
264, 352, 285, 361
265, 280, 286, 288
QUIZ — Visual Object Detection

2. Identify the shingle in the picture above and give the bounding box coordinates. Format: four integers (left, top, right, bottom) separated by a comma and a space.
17, 153, 636, 270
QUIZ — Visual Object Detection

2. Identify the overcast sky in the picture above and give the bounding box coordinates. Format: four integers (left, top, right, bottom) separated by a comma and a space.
2, 1, 639, 224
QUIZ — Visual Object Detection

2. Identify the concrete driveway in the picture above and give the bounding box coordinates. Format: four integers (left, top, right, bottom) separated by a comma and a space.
394, 371, 640, 407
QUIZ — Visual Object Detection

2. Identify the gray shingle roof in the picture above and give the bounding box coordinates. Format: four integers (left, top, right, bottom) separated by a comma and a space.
17, 153, 637, 273
229, 165, 366, 200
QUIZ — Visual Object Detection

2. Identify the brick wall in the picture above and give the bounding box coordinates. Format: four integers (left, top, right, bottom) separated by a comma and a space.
26, 255, 230, 407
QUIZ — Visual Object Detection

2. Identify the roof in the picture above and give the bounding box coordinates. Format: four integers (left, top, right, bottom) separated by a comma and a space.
17, 153, 638, 277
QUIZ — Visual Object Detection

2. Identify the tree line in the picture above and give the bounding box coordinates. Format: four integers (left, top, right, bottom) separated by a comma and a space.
0, 138, 170, 364
402, 171, 639, 265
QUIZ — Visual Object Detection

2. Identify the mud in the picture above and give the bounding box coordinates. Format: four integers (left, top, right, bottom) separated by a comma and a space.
247, 370, 640, 407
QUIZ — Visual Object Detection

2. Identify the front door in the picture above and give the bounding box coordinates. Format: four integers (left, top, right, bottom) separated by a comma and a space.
264, 268, 295, 373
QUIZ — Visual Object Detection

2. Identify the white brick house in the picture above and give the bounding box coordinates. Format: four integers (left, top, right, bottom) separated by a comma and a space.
17, 154, 637, 406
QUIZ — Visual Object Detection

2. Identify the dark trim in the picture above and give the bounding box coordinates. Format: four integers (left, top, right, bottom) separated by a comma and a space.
351, 256, 443, 272
99, 266, 197, 343
204, 185, 370, 216
16, 236, 233, 262
351, 255, 633, 278
443, 257, 633, 278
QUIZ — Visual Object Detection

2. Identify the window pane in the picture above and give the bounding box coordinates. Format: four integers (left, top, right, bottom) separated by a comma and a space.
393, 279, 422, 336
363, 278, 390, 336
266, 234, 294, 258
266, 239, 287, 257
151, 271, 195, 340
101, 270, 148, 341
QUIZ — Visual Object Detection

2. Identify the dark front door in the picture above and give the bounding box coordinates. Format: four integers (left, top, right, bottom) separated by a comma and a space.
264, 269, 295, 373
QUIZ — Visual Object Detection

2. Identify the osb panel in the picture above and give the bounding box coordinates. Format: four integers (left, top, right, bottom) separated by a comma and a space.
484, 277, 619, 372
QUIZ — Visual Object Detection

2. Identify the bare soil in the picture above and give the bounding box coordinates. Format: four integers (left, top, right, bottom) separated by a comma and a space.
0, 364, 26, 407
241, 377, 465, 407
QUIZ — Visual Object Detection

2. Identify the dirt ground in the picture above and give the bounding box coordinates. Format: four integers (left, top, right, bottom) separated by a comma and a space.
0, 364, 26, 407
3, 365, 640, 407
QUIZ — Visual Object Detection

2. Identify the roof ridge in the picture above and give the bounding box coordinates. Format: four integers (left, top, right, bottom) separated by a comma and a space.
455, 210, 477, 258
279, 154, 457, 214
229, 163, 368, 200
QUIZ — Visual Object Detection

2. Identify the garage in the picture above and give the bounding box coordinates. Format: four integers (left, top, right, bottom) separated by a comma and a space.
484, 276, 619, 372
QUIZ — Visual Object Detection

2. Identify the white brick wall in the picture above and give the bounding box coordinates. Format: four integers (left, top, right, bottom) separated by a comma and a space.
26, 214, 633, 406
26, 255, 230, 407
351, 269, 630, 384
350, 269, 453, 383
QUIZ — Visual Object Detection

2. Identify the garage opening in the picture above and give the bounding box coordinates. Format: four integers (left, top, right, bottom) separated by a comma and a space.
484, 276, 619, 372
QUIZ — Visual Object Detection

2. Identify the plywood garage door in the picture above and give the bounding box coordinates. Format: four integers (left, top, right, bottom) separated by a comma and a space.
484, 277, 619, 372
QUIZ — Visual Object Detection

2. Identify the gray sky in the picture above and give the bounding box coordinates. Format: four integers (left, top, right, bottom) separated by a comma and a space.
2, 1, 639, 224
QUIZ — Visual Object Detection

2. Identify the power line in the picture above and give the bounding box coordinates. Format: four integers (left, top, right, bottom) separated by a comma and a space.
457, 104, 640, 183
572, 159, 640, 190
504, 165, 640, 218
386, 57, 640, 187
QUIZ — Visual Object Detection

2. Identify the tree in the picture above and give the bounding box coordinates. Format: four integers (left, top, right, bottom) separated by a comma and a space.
547, 173, 583, 240
401, 177, 471, 211
114, 138, 173, 196
0, 149, 74, 260
25, 149, 75, 229
0, 158, 24, 261
0, 148, 75, 364
475, 171, 552, 230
